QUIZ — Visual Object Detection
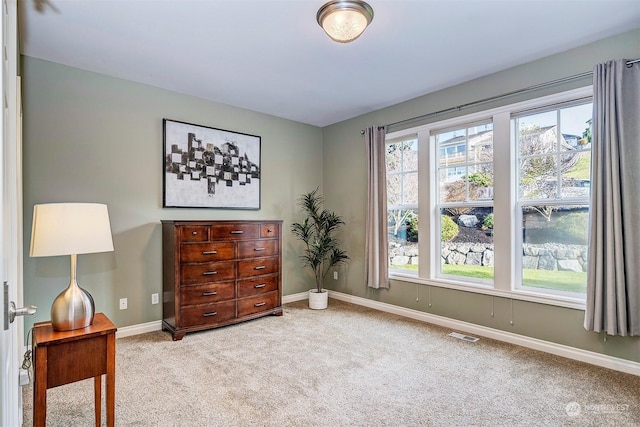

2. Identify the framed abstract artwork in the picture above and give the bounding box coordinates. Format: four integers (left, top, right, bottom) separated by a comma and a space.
163, 119, 261, 209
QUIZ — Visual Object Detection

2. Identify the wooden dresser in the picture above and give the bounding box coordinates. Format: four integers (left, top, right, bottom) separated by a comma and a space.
162, 220, 283, 340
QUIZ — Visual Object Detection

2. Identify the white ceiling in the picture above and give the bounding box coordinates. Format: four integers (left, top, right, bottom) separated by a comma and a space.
19, 0, 640, 127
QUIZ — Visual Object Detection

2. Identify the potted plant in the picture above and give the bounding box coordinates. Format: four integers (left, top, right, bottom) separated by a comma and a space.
291, 188, 349, 309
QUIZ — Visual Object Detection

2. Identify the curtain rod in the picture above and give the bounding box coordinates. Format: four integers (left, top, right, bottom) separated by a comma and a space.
361, 58, 640, 135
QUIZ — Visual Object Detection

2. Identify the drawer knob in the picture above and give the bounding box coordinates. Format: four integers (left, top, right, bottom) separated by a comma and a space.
192, 231, 198, 235
254, 248, 266, 252
203, 271, 218, 276
230, 230, 244, 234
254, 266, 266, 270
202, 311, 218, 317
202, 250, 218, 255
254, 284, 266, 289
202, 291, 217, 296
267, 229, 273, 233
254, 302, 266, 307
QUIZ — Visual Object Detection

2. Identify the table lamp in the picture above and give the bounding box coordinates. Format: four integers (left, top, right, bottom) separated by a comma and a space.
30, 203, 114, 331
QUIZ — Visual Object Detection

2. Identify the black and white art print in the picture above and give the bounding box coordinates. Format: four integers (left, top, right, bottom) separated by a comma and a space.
163, 119, 261, 209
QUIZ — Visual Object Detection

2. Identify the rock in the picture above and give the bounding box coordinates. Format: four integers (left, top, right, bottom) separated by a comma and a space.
538, 254, 557, 271
391, 255, 409, 266
466, 252, 482, 266
441, 246, 451, 258
555, 249, 580, 260
522, 255, 538, 269
458, 215, 478, 227
470, 243, 486, 253
447, 252, 467, 265
557, 259, 583, 272
482, 250, 494, 267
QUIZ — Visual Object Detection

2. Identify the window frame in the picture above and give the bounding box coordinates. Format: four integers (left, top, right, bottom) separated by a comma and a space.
385, 86, 593, 310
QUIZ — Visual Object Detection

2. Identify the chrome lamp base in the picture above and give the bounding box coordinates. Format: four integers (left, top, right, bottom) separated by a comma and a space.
51, 254, 95, 331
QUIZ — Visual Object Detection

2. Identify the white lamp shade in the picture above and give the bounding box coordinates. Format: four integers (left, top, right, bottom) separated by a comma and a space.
30, 203, 114, 257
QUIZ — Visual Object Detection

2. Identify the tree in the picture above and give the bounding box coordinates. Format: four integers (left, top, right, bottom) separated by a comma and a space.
519, 125, 582, 220
440, 171, 494, 213
386, 140, 418, 239
388, 209, 415, 238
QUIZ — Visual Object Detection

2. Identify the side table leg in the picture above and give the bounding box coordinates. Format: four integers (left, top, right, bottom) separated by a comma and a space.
33, 346, 47, 427
94, 375, 102, 427
106, 333, 116, 427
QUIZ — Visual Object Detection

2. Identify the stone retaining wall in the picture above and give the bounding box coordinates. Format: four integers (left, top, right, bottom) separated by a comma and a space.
389, 242, 588, 272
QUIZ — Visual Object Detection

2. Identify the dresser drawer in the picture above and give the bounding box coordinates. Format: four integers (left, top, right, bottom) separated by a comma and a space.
180, 282, 235, 306
237, 292, 278, 317
180, 301, 236, 327
238, 257, 279, 278
179, 226, 209, 242
237, 239, 278, 259
209, 224, 259, 240
261, 224, 279, 238
180, 242, 235, 263
180, 261, 235, 285
237, 275, 278, 298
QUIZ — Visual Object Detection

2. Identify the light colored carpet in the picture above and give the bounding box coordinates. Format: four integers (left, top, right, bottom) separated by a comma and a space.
22, 300, 640, 426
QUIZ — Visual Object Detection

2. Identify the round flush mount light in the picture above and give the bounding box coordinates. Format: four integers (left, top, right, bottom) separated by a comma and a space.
316, 0, 374, 43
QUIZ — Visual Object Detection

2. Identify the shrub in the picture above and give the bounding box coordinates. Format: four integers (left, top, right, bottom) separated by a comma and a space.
441, 215, 459, 241
482, 213, 494, 230
468, 172, 493, 187
407, 215, 419, 242
555, 212, 589, 245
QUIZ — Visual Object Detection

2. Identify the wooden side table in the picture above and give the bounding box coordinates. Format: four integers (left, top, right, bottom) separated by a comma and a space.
33, 313, 117, 427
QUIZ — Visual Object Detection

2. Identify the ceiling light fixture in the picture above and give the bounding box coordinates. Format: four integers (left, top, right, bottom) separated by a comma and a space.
316, 0, 374, 43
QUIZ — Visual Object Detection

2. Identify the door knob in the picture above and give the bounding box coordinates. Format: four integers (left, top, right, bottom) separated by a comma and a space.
8, 301, 37, 324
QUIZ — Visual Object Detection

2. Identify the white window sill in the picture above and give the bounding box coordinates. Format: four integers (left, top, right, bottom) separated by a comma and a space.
389, 272, 586, 311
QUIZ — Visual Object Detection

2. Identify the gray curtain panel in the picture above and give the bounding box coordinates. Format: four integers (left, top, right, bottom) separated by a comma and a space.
365, 126, 389, 289
584, 59, 640, 336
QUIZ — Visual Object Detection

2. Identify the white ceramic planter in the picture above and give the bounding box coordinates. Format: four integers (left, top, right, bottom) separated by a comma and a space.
308, 289, 328, 310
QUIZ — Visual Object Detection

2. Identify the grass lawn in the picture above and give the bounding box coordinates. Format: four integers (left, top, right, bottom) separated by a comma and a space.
391, 264, 586, 293
564, 152, 591, 179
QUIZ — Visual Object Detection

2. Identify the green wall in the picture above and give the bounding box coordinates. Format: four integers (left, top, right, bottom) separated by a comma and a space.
22, 57, 322, 331
321, 29, 640, 363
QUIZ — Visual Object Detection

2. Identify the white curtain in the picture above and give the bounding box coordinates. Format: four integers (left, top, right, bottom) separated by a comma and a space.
365, 126, 389, 289
584, 59, 640, 336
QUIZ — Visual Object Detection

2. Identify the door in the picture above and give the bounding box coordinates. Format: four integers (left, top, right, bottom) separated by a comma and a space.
1, 1, 23, 425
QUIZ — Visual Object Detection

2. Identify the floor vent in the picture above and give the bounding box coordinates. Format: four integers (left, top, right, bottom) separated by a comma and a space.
448, 332, 479, 342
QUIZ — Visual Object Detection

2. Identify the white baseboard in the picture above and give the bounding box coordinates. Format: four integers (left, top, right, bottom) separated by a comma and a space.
328, 290, 640, 377
282, 291, 309, 304
116, 320, 163, 338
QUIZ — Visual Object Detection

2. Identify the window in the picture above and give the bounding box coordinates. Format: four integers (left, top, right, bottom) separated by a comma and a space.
435, 122, 494, 283
386, 137, 418, 274
515, 102, 592, 295
384, 87, 592, 305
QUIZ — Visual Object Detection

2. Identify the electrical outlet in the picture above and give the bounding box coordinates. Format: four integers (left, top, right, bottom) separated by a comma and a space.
119, 298, 127, 310
151, 293, 159, 305
333, 271, 338, 280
